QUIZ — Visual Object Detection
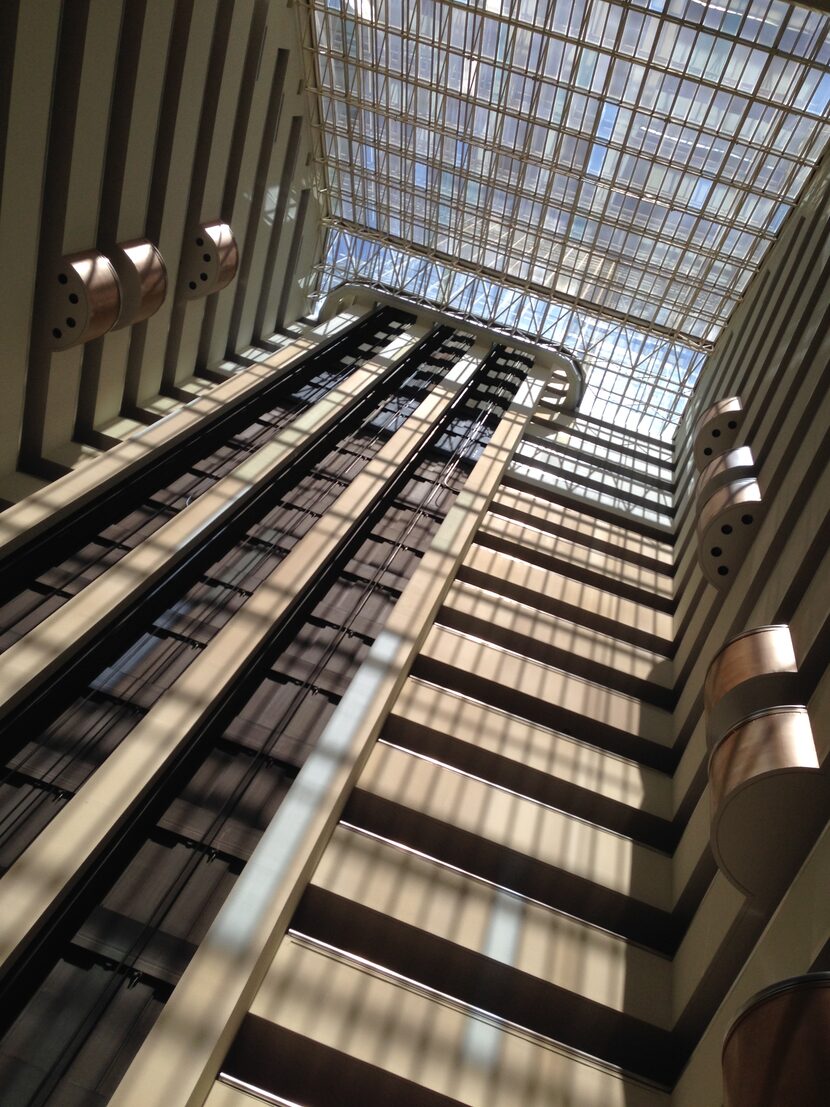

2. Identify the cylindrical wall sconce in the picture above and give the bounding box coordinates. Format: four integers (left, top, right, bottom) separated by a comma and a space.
46, 251, 122, 349
693, 398, 763, 588
696, 475, 763, 587
694, 396, 744, 470
180, 222, 239, 299
110, 239, 167, 329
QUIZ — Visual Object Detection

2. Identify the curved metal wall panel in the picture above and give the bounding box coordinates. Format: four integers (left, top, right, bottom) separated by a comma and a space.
704, 625, 800, 749
723, 975, 830, 1107
705, 624, 827, 901
696, 446, 756, 509
691, 398, 764, 589
709, 706, 824, 900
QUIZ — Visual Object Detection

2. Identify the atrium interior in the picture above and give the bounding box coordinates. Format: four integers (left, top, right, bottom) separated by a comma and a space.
0, 2, 828, 1106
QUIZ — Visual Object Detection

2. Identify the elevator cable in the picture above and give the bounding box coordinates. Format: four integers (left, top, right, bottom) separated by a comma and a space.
0, 333, 470, 864
0, 315, 407, 645
9, 349, 528, 1107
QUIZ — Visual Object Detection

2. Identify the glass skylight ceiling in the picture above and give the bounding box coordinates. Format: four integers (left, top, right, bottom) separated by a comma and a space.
300, 0, 830, 433
319, 227, 708, 434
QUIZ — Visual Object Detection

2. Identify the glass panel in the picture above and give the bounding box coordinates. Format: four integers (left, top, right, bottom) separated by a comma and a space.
315, 227, 705, 438
301, 0, 830, 432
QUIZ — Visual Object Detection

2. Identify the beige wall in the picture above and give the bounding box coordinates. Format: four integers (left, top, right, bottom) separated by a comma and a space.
195, 154, 830, 1107
0, 0, 321, 502
180, 375, 682, 1106
1, 8, 828, 1101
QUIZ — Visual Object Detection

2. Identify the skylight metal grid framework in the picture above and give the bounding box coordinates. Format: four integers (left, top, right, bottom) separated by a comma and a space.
298, 0, 830, 433
318, 229, 706, 434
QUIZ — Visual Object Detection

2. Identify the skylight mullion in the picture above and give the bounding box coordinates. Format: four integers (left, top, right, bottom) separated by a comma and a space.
673, 37, 794, 324
502, 6, 553, 292
328, 71, 812, 211
436, 0, 820, 115
571, 0, 666, 331
571, 1, 641, 317
307, 0, 829, 361
617, 28, 729, 336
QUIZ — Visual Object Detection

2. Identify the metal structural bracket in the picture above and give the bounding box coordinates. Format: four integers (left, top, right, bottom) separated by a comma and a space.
317, 281, 585, 412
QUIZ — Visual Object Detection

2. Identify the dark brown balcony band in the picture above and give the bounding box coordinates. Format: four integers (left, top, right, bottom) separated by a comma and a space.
0, 309, 369, 558
696, 445, 756, 509
110, 239, 168, 328
46, 251, 122, 349
722, 973, 830, 1107
693, 396, 744, 471
696, 476, 763, 587
709, 706, 825, 900
0, 339, 483, 997
102, 359, 547, 1107
180, 221, 239, 299
0, 328, 428, 723
221, 1016, 467, 1107
704, 625, 800, 749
